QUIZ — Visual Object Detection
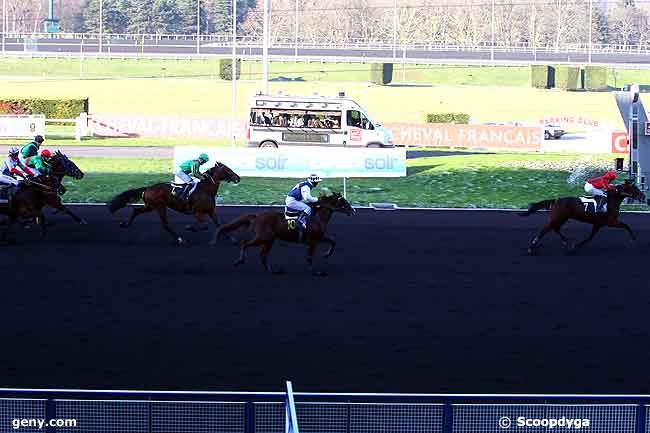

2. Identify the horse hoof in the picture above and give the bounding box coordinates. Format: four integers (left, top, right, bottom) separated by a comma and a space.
233, 260, 244, 267
527, 248, 536, 256
79, 219, 88, 226
312, 270, 327, 277
119, 222, 129, 229
271, 269, 285, 275
208, 239, 217, 246
184, 224, 198, 232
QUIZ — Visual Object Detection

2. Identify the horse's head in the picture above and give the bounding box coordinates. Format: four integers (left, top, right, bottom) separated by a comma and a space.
205, 162, 240, 184
318, 191, 356, 216
617, 179, 646, 203
51, 151, 84, 180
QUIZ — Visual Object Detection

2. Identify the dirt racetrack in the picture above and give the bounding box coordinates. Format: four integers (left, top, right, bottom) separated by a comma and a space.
2, 205, 650, 393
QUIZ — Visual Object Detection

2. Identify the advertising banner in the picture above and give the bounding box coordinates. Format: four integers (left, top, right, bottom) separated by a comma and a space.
174, 146, 407, 178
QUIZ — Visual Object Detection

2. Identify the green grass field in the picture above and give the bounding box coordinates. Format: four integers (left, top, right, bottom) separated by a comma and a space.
62, 152, 629, 209
0, 77, 626, 128
1, 58, 645, 130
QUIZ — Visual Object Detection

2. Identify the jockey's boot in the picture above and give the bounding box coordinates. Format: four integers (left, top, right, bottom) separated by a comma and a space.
596, 196, 606, 213
297, 213, 309, 242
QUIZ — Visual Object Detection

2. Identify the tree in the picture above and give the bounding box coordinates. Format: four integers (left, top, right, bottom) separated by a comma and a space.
176, 0, 211, 34
81, 0, 131, 33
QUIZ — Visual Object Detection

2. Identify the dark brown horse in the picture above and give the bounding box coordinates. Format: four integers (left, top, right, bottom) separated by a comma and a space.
519, 180, 647, 255
108, 162, 240, 245
211, 192, 356, 275
0, 152, 86, 243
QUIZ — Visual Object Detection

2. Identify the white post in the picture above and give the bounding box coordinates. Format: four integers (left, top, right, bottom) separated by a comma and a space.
98, 0, 103, 53
294, 0, 298, 60
490, 0, 495, 64
2, 0, 6, 54
587, 0, 594, 64
392, 0, 397, 59
342, 177, 347, 199
231, 0, 237, 147
262, 0, 269, 93
196, 0, 200, 54
532, 3, 536, 61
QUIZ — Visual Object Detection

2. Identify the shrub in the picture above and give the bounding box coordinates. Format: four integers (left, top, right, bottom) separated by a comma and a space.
0, 98, 89, 118
370, 63, 393, 85
530, 65, 551, 89
584, 65, 608, 91
219, 59, 242, 80
554, 66, 581, 90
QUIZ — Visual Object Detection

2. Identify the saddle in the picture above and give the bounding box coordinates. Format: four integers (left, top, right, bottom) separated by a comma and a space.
171, 182, 190, 199
579, 196, 607, 213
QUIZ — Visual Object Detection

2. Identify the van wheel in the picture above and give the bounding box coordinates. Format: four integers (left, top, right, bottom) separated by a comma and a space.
259, 141, 278, 148
544, 131, 551, 140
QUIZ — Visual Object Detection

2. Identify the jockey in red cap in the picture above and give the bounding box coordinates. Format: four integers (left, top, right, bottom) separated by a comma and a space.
584, 170, 617, 212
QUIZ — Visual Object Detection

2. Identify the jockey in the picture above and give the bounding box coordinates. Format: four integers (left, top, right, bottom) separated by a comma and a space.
0, 148, 31, 188
285, 174, 322, 230
174, 153, 209, 200
26, 149, 53, 178
19, 134, 45, 167
585, 170, 617, 212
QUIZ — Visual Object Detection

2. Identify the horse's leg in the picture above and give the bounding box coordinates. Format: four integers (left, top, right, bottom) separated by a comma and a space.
260, 241, 281, 274
572, 224, 602, 252
186, 213, 208, 232
610, 220, 636, 241
322, 236, 336, 258
527, 224, 552, 255
208, 209, 237, 245
235, 238, 264, 266
156, 208, 184, 245
120, 205, 153, 228
54, 202, 87, 225
306, 241, 327, 276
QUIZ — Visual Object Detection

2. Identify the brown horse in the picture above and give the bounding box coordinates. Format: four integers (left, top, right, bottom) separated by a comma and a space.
0, 152, 86, 243
519, 180, 647, 255
211, 192, 356, 275
107, 162, 240, 245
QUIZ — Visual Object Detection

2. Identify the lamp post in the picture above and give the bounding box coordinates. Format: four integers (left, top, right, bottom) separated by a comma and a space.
98, 0, 103, 53
262, 0, 269, 93
588, 0, 593, 64
231, 0, 237, 147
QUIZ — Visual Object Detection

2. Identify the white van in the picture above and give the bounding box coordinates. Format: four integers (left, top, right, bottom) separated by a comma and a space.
247, 92, 394, 148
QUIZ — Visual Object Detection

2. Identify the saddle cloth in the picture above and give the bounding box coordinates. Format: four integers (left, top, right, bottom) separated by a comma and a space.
284, 207, 301, 220
579, 196, 606, 213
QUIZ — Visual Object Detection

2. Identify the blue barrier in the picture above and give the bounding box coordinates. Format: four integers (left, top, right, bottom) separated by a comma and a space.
1, 390, 650, 433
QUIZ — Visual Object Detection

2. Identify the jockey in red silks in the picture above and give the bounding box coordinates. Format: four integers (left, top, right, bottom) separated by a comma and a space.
584, 170, 617, 212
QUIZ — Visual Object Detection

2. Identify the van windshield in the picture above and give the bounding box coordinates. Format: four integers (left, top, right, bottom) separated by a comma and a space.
250, 108, 341, 129
346, 110, 374, 130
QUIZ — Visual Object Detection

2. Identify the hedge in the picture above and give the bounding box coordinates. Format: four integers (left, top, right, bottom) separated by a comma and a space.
554, 66, 581, 90
584, 65, 608, 91
426, 113, 470, 124
219, 59, 241, 80
0, 98, 89, 118
370, 63, 393, 85
530, 65, 551, 89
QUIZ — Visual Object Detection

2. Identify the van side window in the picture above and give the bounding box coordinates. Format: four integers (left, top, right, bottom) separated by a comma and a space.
346, 110, 372, 130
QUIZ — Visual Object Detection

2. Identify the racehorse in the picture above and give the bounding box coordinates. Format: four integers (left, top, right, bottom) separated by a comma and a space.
0, 151, 86, 243
107, 162, 240, 245
211, 191, 356, 275
519, 180, 647, 255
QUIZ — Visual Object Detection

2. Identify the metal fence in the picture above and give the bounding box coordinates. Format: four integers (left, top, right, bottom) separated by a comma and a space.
2, 390, 650, 433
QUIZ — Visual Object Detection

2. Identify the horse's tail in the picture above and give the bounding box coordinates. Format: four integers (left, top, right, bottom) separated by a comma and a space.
217, 214, 257, 236
518, 199, 555, 217
107, 187, 147, 214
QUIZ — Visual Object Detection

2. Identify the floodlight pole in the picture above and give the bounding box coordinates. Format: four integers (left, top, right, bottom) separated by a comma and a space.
196, 0, 200, 54
490, 0, 495, 64
98, 0, 103, 53
587, 0, 594, 64
392, 0, 397, 59
231, 0, 237, 147
294, 0, 298, 60
2, 0, 6, 54
262, 0, 269, 93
